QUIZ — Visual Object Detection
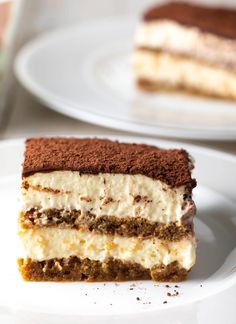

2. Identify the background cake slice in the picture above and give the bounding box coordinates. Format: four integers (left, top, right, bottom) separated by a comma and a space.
133, 2, 236, 100
18, 137, 196, 282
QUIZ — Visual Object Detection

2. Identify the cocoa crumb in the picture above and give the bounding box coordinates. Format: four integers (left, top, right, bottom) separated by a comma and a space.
134, 195, 141, 203
167, 291, 179, 297
103, 197, 114, 205
80, 196, 92, 202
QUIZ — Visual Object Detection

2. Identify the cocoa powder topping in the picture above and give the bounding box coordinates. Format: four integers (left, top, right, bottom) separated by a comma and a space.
143, 2, 236, 39
23, 137, 195, 188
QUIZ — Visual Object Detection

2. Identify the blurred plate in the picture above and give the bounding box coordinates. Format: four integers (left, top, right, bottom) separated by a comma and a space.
0, 135, 236, 323
15, 17, 236, 140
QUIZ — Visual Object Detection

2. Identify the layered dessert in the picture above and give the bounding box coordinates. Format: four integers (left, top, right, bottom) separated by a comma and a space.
18, 137, 196, 281
133, 2, 236, 99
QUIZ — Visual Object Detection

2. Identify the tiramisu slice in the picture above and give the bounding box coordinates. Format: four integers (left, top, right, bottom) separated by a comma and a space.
18, 138, 196, 282
133, 2, 236, 99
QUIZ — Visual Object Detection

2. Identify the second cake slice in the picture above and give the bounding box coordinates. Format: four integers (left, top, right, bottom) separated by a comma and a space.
134, 2, 236, 99
18, 137, 196, 281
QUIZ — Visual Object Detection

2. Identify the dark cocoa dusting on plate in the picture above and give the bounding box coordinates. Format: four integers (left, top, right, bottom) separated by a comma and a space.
143, 2, 236, 39
167, 290, 179, 297
23, 137, 195, 189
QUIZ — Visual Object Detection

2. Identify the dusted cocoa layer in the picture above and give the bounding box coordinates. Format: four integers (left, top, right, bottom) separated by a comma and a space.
23, 138, 196, 189
20, 209, 194, 240
18, 257, 188, 282
143, 2, 236, 39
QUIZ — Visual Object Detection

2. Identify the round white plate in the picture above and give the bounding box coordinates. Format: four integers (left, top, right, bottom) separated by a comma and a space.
14, 17, 236, 141
0, 135, 236, 324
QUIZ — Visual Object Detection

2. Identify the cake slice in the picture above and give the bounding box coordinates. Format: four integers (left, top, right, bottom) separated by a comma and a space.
18, 138, 196, 282
133, 2, 236, 100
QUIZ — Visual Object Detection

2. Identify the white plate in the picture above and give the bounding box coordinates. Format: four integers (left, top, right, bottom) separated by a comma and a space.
15, 18, 236, 140
14, 17, 236, 141
0, 135, 236, 324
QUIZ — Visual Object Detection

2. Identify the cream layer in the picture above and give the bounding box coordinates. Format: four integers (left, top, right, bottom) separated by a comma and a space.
133, 50, 236, 99
135, 20, 236, 69
18, 227, 196, 270
22, 171, 186, 224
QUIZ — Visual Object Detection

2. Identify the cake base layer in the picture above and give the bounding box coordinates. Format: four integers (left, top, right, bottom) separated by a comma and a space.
133, 50, 236, 100
18, 257, 188, 282
137, 78, 235, 100
20, 209, 193, 240
137, 78, 222, 99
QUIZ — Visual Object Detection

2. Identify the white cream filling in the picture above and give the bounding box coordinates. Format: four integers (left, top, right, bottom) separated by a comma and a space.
19, 228, 196, 270
22, 171, 185, 224
133, 50, 236, 99
135, 20, 236, 68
